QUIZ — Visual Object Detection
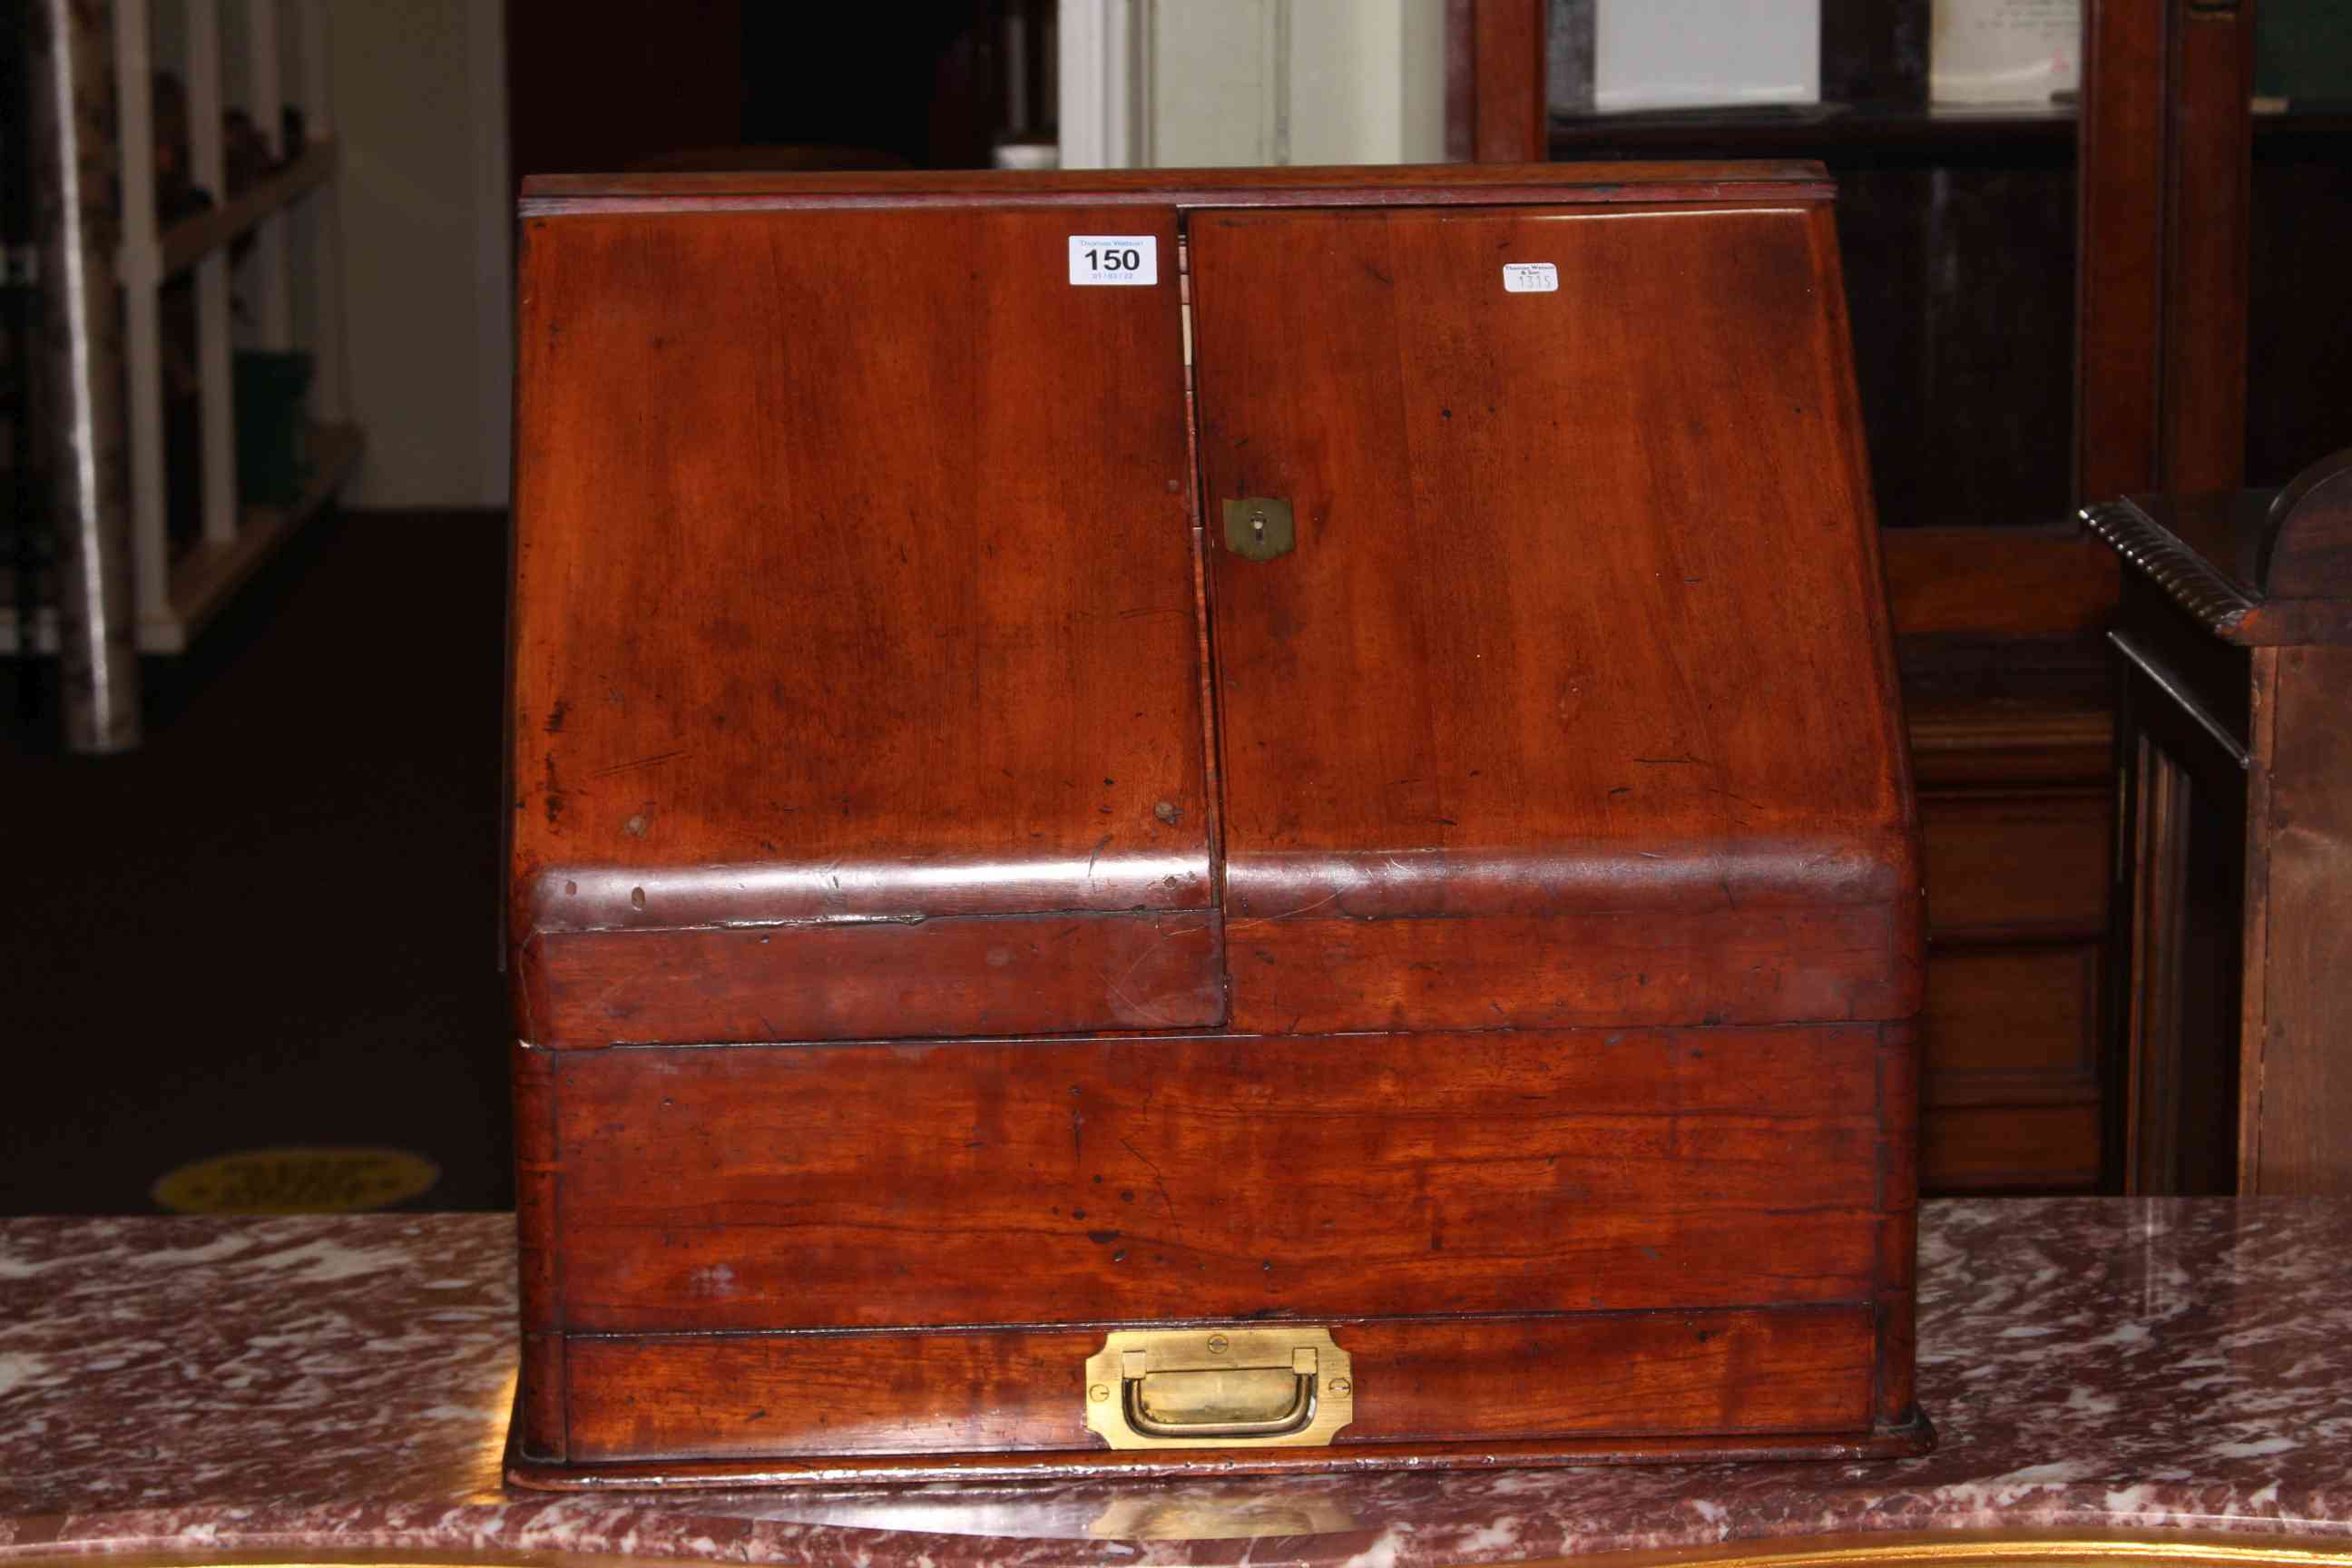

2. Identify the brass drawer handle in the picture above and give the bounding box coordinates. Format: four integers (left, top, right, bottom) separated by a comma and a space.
1083, 1326, 1355, 1450
1125, 1367, 1316, 1438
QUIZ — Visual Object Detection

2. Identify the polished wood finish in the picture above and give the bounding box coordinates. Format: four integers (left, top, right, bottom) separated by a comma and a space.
1925, 946, 2098, 1083
2095, 451, 2352, 1194
2240, 643, 2352, 1192
510, 204, 1213, 1044
1444, 0, 1476, 162
1923, 794, 2108, 939
1189, 201, 1916, 1035
1545, 121, 2080, 534
1906, 701, 2111, 792
513, 1041, 565, 1462
510, 1418, 1932, 1490
565, 1308, 1877, 1462
2077, 0, 2167, 502
1921, 945, 2102, 1191
1470, 0, 1546, 163
1922, 1103, 2105, 1194
1899, 632, 2112, 1194
546, 1026, 1893, 1332
518, 911, 1223, 1047
1543, 121, 2121, 1182
2076, 0, 2257, 500
2158, 3, 2256, 495
1219, 906, 1914, 1035
1914, 786, 2109, 1193
1881, 529, 2117, 642
508, 165, 1923, 1481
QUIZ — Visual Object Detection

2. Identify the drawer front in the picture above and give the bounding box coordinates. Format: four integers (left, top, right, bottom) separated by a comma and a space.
1922, 790, 2109, 938
1918, 944, 2102, 1192
1923, 1103, 2102, 1191
1923, 944, 2098, 1084
545, 1027, 1900, 1336
564, 1308, 1877, 1463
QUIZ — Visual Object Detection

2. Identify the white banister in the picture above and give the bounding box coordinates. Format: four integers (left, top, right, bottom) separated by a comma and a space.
11, 0, 361, 666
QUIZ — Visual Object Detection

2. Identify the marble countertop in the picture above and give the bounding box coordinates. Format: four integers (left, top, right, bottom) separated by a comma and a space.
3, 1200, 2348, 1566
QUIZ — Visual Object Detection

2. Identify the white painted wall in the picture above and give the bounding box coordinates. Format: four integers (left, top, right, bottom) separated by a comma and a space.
328, 0, 511, 507
1063, 0, 1446, 170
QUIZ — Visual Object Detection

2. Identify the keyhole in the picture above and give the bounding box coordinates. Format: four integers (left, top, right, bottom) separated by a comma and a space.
1250, 513, 1267, 538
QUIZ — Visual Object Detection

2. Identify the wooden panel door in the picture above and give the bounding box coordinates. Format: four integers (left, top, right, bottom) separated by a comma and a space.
510, 205, 1219, 1044
1186, 201, 1917, 1035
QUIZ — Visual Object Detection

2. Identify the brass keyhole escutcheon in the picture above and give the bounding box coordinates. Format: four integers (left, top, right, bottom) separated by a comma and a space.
1222, 497, 1294, 561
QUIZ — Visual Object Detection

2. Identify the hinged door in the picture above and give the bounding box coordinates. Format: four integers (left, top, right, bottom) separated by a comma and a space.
1188, 201, 1918, 1034
511, 206, 1220, 1045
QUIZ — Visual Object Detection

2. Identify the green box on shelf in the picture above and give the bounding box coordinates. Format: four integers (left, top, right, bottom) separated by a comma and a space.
234, 350, 315, 505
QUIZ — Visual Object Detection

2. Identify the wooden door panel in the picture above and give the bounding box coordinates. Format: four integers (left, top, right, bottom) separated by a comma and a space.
1185, 202, 1915, 1030
510, 205, 1217, 1041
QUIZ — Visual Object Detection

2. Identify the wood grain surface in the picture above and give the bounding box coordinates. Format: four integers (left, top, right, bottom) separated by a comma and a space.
548, 1026, 1891, 1334
1923, 792, 2110, 939
2243, 646, 2352, 1191
564, 1308, 1877, 1462
506, 167, 1926, 1474
1188, 201, 1916, 1033
517, 911, 1226, 1048
510, 205, 1216, 1040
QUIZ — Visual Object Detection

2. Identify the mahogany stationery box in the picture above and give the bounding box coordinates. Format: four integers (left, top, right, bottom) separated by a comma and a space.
505, 162, 1927, 1485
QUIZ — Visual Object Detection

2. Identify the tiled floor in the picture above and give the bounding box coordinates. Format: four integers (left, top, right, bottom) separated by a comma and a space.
5, 512, 514, 1214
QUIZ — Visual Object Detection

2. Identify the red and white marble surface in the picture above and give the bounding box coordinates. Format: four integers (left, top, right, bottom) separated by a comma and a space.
2, 1200, 2348, 1565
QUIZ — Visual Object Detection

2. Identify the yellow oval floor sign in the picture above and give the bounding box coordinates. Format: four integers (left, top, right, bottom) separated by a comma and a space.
152, 1147, 441, 1214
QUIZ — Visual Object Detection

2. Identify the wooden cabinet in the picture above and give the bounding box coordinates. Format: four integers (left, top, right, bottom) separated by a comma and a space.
1905, 670, 2111, 1193
506, 162, 1928, 1485
2091, 453, 2352, 1195
1533, 3, 2295, 1196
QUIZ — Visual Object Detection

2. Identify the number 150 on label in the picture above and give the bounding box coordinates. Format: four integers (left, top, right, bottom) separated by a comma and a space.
1069, 235, 1160, 286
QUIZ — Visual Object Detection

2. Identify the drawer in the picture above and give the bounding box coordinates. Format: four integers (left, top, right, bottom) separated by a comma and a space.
1922, 791, 2110, 938
1919, 943, 2102, 1194
1922, 943, 2099, 1088
1923, 1103, 2101, 1192
565, 1308, 1878, 1462
544, 1027, 1892, 1335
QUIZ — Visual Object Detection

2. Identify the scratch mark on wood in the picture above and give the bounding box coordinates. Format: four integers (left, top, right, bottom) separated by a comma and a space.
590, 750, 687, 779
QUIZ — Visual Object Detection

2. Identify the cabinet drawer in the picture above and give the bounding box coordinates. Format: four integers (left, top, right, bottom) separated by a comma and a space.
1922, 791, 2109, 938
1923, 944, 2098, 1087
1923, 1104, 2101, 1192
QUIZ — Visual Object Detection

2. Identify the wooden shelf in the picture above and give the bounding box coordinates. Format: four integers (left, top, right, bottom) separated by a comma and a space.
151, 137, 338, 280
1548, 99, 2352, 162
1549, 101, 2076, 159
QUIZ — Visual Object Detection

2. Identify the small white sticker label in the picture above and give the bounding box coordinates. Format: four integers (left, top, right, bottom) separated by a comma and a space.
1503, 261, 1559, 293
1069, 235, 1160, 286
